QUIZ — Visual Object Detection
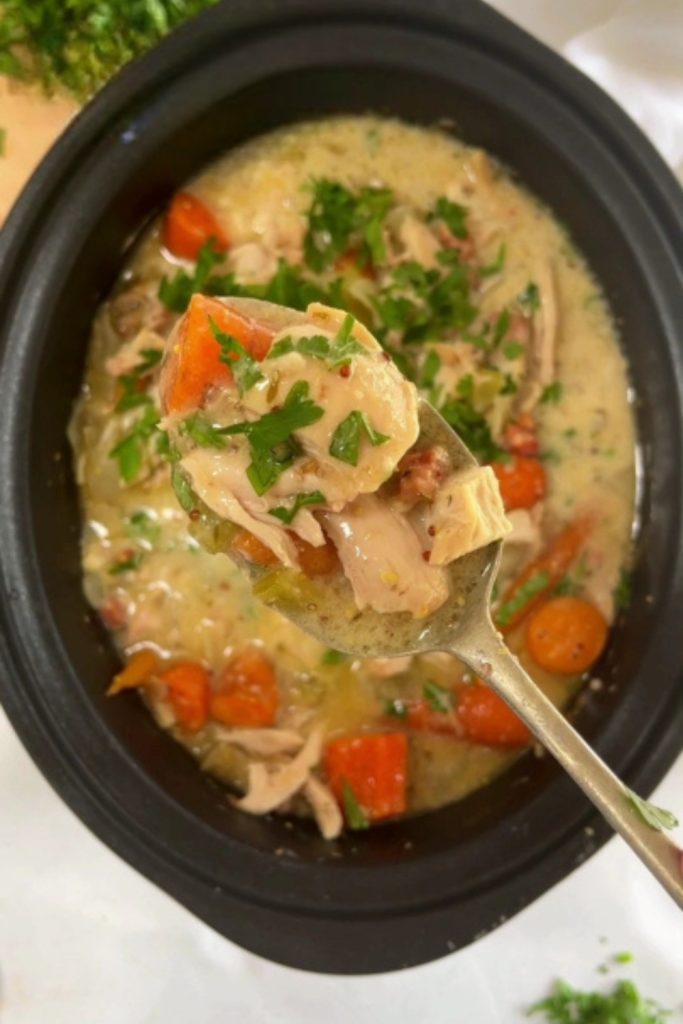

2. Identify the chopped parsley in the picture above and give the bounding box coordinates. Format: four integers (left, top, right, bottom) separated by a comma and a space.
374, 258, 476, 344
480, 243, 506, 277
109, 404, 160, 483
385, 698, 409, 719
114, 347, 162, 413
541, 382, 564, 405
109, 551, 142, 575
171, 465, 196, 512
614, 568, 632, 612
303, 179, 394, 271
219, 380, 324, 495
210, 319, 264, 396
158, 240, 225, 312
329, 410, 389, 466
268, 314, 364, 370
625, 790, 679, 832
500, 373, 518, 395
440, 395, 503, 463
503, 341, 524, 360
519, 281, 540, 311
419, 349, 441, 391
529, 979, 669, 1024
495, 570, 551, 628
423, 680, 452, 714
429, 196, 469, 240
270, 490, 327, 525
179, 413, 226, 449
492, 308, 511, 348
342, 780, 370, 830
321, 649, 348, 666
126, 510, 161, 546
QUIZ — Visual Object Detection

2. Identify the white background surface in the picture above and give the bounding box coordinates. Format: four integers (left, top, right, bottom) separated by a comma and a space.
1, 1, 682, 1020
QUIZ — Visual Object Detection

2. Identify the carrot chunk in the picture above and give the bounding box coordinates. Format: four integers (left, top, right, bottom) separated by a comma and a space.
526, 596, 608, 675
503, 412, 539, 456
231, 529, 280, 567
162, 294, 274, 414
158, 661, 211, 732
324, 733, 407, 822
495, 517, 591, 633
162, 191, 229, 260
455, 682, 531, 748
210, 648, 278, 728
492, 455, 546, 510
292, 535, 339, 576
108, 648, 158, 695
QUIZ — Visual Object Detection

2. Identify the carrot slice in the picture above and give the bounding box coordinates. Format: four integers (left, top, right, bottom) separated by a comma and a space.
455, 682, 530, 748
231, 529, 280, 567
159, 661, 211, 732
210, 647, 278, 728
492, 455, 546, 510
162, 191, 229, 260
526, 596, 608, 674
162, 294, 274, 414
495, 517, 591, 634
292, 535, 339, 576
324, 733, 407, 822
108, 648, 158, 695
503, 412, 539, 456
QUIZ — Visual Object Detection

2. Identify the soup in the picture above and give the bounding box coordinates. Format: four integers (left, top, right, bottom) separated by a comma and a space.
70, 116, 635, 837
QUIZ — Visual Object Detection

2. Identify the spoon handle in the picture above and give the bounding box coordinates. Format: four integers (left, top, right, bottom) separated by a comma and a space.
452, 619, 683, 909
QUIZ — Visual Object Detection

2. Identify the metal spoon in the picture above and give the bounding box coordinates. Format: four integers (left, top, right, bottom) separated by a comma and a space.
227, 396, 682, 907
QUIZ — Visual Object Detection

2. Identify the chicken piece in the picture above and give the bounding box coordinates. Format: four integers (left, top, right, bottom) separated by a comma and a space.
499, 507, 542, 580
323, 493, 449, 618
387, 207, 441, 268
109, 282, 173, 339
427, 466, 511, 565
303, 774, 343, 840
233, 725, 323, 815
364, 655, 413, 678
105, 328, 164, 378
212, 727, 304, 757
228, 241, 278, 284
516, 262, 558, 414
397, 446, 450, 506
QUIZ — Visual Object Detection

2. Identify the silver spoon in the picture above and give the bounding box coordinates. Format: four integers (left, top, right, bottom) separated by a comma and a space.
221, 395, 682, 907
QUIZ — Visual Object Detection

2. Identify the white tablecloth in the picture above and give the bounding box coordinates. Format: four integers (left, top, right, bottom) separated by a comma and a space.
1, 2, 682, 1019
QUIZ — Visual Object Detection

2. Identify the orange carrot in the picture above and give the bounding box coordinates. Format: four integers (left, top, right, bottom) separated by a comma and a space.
162, 191, 229, 260
162, 294, 274, 414
492, 455, 546, 510
455, 682, 531, 748
495, 517, 591, 634
210, 648, 278, 728
231, 529, 280, 567
108, 648, 158, 695
292, 535, 339, 576
324, 733, 407, 823
504, 412, 539, 456
159, 661, 211, 732
526, 596, 608, 675
334, 249, 376, 280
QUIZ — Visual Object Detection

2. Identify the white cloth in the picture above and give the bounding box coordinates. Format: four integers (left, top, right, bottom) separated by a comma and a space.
1, 3, 682, 1020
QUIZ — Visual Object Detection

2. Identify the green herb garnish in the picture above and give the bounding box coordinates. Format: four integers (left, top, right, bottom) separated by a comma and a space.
480, 243, 506, 277
179, 413, 226, 450
495, 570, 551, 627
114, 347, 162, 413
529, 978, 668, 1024
126, 510, 161, 546
419, 349, 441, 391
219, 380, 324, 495
503, 341, 524, 360
109, 552, 142, 575
519, 281, 540, 311
423, 680, 453, 714
171, 465, 196, 513
321, 649, 348, 666
625, 790, 679, 832
429, 196, 469, 240
342, 780, 370, 830
109, 404, 160, 483
385, 698, 409, 719
329, 410, 390, 466
541, 382, 564, 405
614, 568, 632, 612
268, 314, 364, 370
270, 490, 327, 525
158, 241, 225, 312
210, 319, 264, 396
440, 396, 503, 463
303, 179, 394, 272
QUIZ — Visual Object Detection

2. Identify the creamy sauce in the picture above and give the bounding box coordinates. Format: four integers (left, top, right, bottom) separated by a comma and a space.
70, 116, 636, 830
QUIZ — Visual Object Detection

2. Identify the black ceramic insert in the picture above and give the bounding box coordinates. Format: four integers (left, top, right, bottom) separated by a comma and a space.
0, 0, 681, 974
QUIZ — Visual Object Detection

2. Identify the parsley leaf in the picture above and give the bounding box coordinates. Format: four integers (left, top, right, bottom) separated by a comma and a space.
625, 790, 679, 832
530, 978, 669, 1024
430, 196, 469, 239
519, 281, 540, 311
495, 570, 550, 627
342, 780, 370, 830
480, 243, 506, 277
209, 319, 264, 396
171, 465, 196, 512
220, 380, 324, 495
109, 404, 160, 483
541, 382, 564, 405
440, 396, 503, 463
503, 341, 524, 360
179, 413, 226, 449
329, 410, 390, 466
267, 315, 364, 370
321, 649, 348, 666
109, 551, 142, 575
492, 309, 511, 348
158, 240, 225, 312
423, 680, 453, 713
303, 180, 394, 272
419, 349, 441, 390
126, 510, 161, 546
270, 490, 327, 525
614, 568, 632, 612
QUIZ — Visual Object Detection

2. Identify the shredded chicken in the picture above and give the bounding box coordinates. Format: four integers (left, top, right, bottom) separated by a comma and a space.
303, 774, 343, 839
427, 466, 511, 565
228, 241, 278, 284
233, 726, 323, 815
387, 207, 440, 267
516, 262, 558, 413
364, 655, 413, 678
213, 727, 304, 757
109, 283, 173, 339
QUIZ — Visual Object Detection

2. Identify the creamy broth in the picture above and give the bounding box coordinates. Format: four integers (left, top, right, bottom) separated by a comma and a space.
70, 117, 635, 835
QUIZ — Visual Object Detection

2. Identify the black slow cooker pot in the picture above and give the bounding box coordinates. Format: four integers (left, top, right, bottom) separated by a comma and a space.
0, 0, 682, 974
